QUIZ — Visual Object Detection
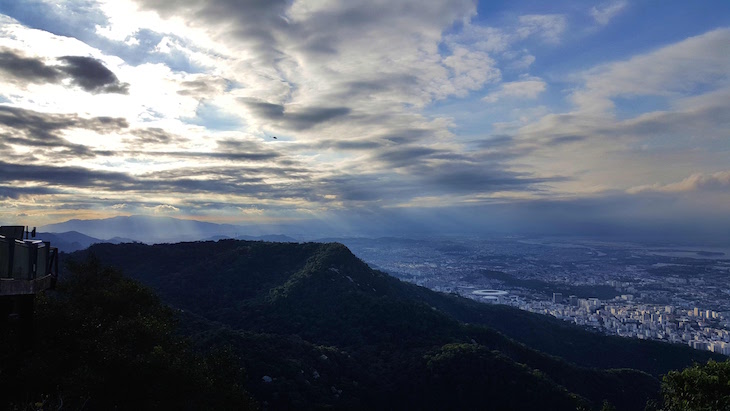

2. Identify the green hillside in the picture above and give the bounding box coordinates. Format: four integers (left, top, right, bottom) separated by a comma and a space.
57, 239, 720, 410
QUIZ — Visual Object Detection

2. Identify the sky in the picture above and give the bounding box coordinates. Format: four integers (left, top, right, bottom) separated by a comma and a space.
0, 0, 728, 241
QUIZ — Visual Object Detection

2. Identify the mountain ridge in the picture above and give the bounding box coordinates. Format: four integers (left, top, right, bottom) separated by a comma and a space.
41, 215, 298, 244
64, 239, 723, 410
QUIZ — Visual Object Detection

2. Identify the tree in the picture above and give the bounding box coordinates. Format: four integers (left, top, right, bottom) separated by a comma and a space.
661, 359, 730, 411
0, 256, 256, 410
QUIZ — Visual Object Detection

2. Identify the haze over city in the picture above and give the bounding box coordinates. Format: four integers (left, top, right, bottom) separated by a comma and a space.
1, 0, 728, 242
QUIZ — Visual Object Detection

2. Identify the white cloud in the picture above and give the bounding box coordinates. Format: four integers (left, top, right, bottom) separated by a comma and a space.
508, 28, 730, 197
148, 204, 180, 214
516, 14, 567, 44
483, 78, 546, 103
590, 1, 627, 26
238, 206, 264, 216
627, 171, 730, 194
442, 47, 501, 97
571, 28, 730, 113
446, 24, 513, 53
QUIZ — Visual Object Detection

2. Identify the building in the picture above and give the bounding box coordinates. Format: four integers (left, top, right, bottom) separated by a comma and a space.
552, 292, 563, 304
0, 226, 58, 345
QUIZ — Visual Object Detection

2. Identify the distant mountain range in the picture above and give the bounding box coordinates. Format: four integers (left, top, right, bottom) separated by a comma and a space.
39, 215, 297, 248
65, 239, 722, 411
32, 231, 134, 253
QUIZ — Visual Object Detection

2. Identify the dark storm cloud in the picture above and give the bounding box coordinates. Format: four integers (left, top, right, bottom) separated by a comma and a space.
0, 48, 63, 84
0, 48, 129, 94
57, 56, 129, 94
0, 105, 128, 159
240, 98, 352, 130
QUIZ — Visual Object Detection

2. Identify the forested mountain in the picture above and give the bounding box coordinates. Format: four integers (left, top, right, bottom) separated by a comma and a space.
56, 240, 722, 410
0, 258, 256, 410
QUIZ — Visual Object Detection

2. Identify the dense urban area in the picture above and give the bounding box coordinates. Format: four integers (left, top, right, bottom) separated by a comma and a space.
338, 236, 730, 356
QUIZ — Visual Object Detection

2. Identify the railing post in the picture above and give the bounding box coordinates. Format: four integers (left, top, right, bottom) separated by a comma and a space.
6, 239, 14, 280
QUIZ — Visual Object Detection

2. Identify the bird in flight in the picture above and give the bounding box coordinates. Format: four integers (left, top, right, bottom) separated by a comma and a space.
272, 136, 278, 139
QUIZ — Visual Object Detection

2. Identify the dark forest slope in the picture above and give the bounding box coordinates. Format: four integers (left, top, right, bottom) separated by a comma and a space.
64, 240, 721, 410
0, 259, 255, 410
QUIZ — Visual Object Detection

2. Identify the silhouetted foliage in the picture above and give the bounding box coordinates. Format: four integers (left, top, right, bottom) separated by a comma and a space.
0, 256, 256, 410
660, 359, 730, 411
62, 240, 705, 410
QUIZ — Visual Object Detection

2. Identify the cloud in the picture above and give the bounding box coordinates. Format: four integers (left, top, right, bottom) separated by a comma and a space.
2, 0, 727, 241
0, 184, 59, 200
240, 98, 352, 130
0, 48, 129, 94
0, 160, 134, 190
0, 48, 63, 85
57, 56, 129, 94
628, 171, 730, 194
517, 14, 567, 44
571, 28, 730, 113
441, 47, 501, 95
124, 127, 189, 146
590, 1, 627, 26
483, 78, 546, 102
0, 105, 128, 159
508, 28, 730, 197
177, 76, 229, 98
0, 158, 302, 202
148, 204, 180, 214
